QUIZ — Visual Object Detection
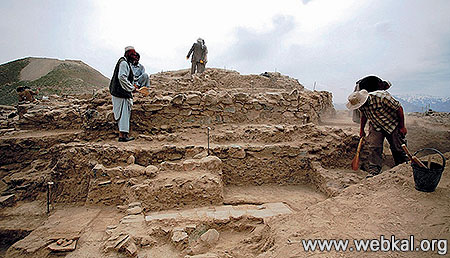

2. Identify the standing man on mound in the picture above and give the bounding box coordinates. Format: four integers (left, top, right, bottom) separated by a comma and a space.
186, 38, 208, 75
346, 88, 408, 176
109, 46, 139, 142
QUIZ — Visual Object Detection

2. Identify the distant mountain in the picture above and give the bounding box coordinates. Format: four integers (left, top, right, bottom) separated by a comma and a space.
394, 94, 450, 113
334, 94, 450, 113
0, 57, 110, 105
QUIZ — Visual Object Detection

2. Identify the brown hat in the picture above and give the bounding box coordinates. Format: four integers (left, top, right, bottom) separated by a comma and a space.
346, 89, 369, 110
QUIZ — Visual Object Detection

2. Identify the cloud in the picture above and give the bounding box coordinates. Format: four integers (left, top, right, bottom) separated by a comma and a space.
1, 0, 449, 103
215, 15, 296, 72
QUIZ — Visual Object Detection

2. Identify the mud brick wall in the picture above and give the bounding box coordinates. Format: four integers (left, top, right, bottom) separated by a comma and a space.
211, 145, 314, 186
131, 89, 334, 131
10, 88, 334, 132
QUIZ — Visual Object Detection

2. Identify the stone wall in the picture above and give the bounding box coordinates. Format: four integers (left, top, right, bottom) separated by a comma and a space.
3, 88, 334, 133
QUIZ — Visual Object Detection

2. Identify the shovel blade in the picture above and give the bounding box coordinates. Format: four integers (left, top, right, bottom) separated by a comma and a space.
351, 156, 360, 171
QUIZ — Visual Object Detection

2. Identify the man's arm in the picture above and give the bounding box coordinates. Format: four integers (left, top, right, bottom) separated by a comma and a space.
118, 61, 135, 92
397, 106, 407, 136
360, 111, 367, 138
186, 44, 195, 59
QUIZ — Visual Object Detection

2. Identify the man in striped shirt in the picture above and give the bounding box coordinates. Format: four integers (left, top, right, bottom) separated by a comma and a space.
347, 89, 408, 175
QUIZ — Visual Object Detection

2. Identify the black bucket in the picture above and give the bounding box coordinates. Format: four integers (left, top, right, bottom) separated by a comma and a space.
411, 148, 446, 192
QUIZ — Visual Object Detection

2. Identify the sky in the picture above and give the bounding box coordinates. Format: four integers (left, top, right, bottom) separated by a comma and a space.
1, 0, 449, 103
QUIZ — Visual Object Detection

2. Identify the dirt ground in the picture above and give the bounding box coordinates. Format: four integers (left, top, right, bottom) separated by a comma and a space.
0, 69, 449, 257
1, 110, 448, 258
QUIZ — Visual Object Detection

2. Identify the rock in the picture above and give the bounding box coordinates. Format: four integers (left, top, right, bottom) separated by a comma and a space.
117, 205, 128, 211
186, 94, 202, 105
233, 92, 249, 103
124, 164, 146, 177
48, 239, 77, 252
0, 194, 15, 207
143, 103, 165, 111
128, 202, 142, 208
229, 145, 246, 159
218, 92, 233, 104
203, 91, 218, 106
92, 163, 105, 173
98, 180, 111, 186
127, 155, 135, 165
171, 230, 188, 243
144, 165, 159, 177
200, 229, 219, 246
125, 242, 138, 257
193, 152, 208, 159
199, 156, 222, 172
106, 225, 118, 230
128, 178, 140, 185
127, 206, 143, 215
182, 159, 198, 171
172, 94, 187, 105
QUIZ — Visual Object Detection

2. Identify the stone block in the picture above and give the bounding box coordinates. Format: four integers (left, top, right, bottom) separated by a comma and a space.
124, 164, 146, 177
172, 230, 188, 243
144, 165, 159, 177
199, 156, 222, 172
186, 94, 202, 105
127, 206, 143, 215
121, 214, 144, 224
127, 155, 135, 165
200, 229, 219, 246
47, 239, 77, 252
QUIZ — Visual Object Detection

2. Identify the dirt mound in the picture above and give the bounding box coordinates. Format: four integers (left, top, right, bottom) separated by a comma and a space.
0, 57, 110, 106
150, 69, 304, 93
19, 58, 62, 81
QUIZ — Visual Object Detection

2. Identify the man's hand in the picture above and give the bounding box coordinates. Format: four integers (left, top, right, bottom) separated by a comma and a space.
199, 60, 204, 64
186, 56, 189, 60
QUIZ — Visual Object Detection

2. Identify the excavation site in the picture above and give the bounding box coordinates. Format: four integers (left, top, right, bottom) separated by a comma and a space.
1, 69, 449, 258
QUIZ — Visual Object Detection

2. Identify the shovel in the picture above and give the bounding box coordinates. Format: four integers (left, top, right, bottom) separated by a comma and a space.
137, 87, 149, 97
401, 144, 427, 168
351, 137, 364, 171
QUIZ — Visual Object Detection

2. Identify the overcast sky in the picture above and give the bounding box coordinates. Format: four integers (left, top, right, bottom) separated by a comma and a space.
1, 0, 449, 103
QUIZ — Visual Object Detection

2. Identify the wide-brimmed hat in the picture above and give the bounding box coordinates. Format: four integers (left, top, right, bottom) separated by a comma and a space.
346, 89, 369, 110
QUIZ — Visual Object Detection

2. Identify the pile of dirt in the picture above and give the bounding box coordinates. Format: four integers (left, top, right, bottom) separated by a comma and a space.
0, 57, 110, 105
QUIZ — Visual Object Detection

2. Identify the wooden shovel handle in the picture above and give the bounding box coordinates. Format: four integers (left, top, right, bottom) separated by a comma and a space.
401, 144, 427, 168
351, 137, 364, 170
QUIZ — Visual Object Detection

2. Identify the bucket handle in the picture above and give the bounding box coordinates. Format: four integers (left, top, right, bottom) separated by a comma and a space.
413, 148, 446, 169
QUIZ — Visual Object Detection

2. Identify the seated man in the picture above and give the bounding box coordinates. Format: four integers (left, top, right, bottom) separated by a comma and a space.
16, 86, 39, 102
130, 52, 150, 88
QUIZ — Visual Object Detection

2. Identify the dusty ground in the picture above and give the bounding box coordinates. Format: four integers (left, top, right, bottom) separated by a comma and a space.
0, 69, 449, 257
1, 111, 448, 258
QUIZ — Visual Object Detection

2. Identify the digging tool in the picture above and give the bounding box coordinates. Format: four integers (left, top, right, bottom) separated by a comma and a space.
137, 87, 149, 97
47, 181, 54, 214
351, 137, 364, 171
401, 144, 426, 168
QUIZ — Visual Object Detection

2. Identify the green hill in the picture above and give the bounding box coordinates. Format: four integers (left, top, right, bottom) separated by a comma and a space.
0, 57, 110, 105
